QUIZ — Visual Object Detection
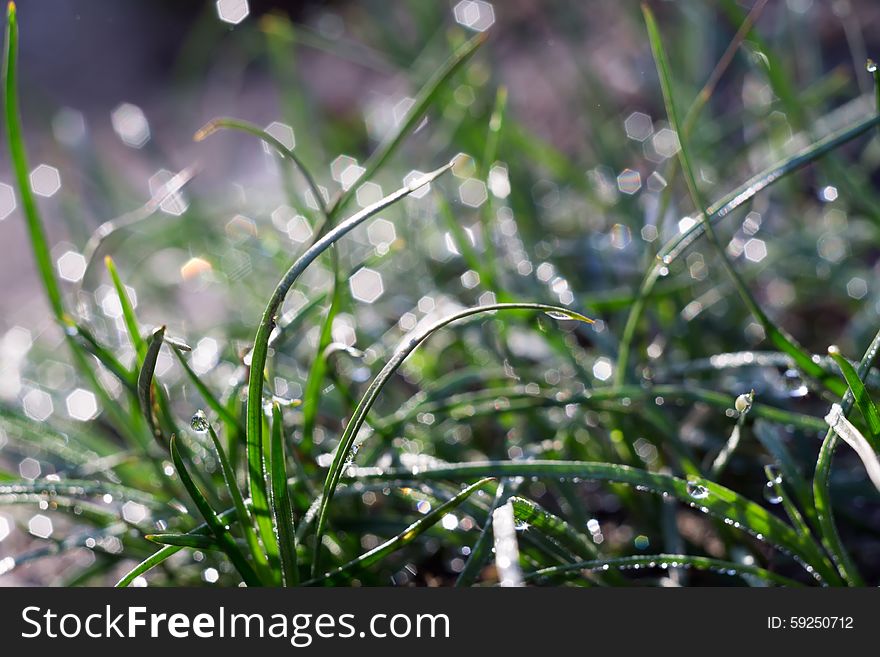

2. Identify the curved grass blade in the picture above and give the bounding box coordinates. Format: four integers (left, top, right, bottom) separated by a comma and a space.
824, 404, 880, 493
349, 459, 840, 584
305, 477, 493, 585
509, 496, 599, 562
526, 554, 801, 587
312, 303, 593, 575
195, 117, 327, 218
115, 507, 237, 587
813, 328, 880, 586
827, 345, 880, 448
137, 326, 166, 445
146, 533, 219, 550
616, 112, 880, 384
244, 159, 457, 561
329, 32, 487, 216
643, 3, 846, 399
269, 403, 298, 586
169, 435, 261, 586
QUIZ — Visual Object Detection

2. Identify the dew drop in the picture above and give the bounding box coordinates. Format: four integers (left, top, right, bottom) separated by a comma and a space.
868, 59, 878, 73
686, 481, 709, 500
190, 409, 209, 433
763, 481, 783, 505
544, 310, 573, 320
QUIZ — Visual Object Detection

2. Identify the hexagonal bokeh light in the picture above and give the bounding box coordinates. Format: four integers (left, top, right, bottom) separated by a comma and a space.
263, 121, 295, 152
216, 0, 249, 25
23, 389, 53, 422
349, 267, 384, 303
56, 250, 87, 283
29, 164, 61, 197
66, 388, 98, 421
111, 102, 150, 148
28, 514, 53, 539
0, 182, 16, 220
453, 0, 496, 32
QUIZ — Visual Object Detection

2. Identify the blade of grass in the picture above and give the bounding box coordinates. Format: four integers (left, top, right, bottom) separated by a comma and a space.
3, 2, 63, 318
328, 32, 487, 217
145, 534, 219, 550
305, 477, 493, 585
312, 303, 593, 576
642, 3, 846, 399
827, 345, 880, 448
269, 403, 299, 586
105, 256, 146, 356
526, 554, 801, 587
455, 481, 507, 586
115, 507, 237, 587
349, 459, 840, 584
244, 159, 458, 571
169, 435, 262, 586
137, 326, 166, 445
205, 422, 270, 579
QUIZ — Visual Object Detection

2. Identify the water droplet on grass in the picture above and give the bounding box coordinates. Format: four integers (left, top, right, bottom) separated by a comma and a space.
763, 481, 783, 505
868, 59, 877, 73
686, 481, 709, 499
191, 409, 209, 433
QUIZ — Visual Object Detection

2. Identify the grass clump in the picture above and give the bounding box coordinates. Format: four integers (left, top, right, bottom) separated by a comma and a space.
2, 1, 880, 587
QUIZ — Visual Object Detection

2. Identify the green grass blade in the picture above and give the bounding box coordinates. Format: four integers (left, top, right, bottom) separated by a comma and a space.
244, 159, 456, 562
526, 554, 801, 587
306, 477, 493, 585
170, 435, 262, 586
195, 117, 327, 218
104, 256, 146, 356
643, 3, 846, 399
827, 345, 880, 448
2, 1, 63, 319
115, 507, 238, 587
509, 496, 599, 562
455, 482, 507, 587
137, 326, 166, 445
205, 423, 269, 577
172, 347, 242, 433
350, 459, 840, 584
328, 32, 487, 217
269, 403, 299, 586
145, 533, 219, 550
312, 303, 593, 576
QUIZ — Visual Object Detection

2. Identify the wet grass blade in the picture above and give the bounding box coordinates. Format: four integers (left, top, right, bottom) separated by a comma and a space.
311, 303, 593, 576
170, 435, 262, 586
509, 496, 599, 561
172, 347, 242, 433
350, 459, 840, 584
146, 533, 219, 550
115, 507, 237, 587
269, 403, 298, 586
526, 554, 801, 587
827, 345, 880, 448
205, 423, 269, 577
305, 477, 493, 585
244, 159, 457, 564
455, 482, 507, 586
643, 3, 846, 399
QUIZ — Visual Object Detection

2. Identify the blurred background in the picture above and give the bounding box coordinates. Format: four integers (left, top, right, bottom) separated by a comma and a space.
3, 0, 880, 585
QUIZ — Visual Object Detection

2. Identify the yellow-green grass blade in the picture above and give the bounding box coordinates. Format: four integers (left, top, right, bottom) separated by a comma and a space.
827, 345, 880, 449
269, 403, 298, 586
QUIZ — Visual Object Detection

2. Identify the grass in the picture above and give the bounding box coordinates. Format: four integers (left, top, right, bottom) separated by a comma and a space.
2, 0, 880, 587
